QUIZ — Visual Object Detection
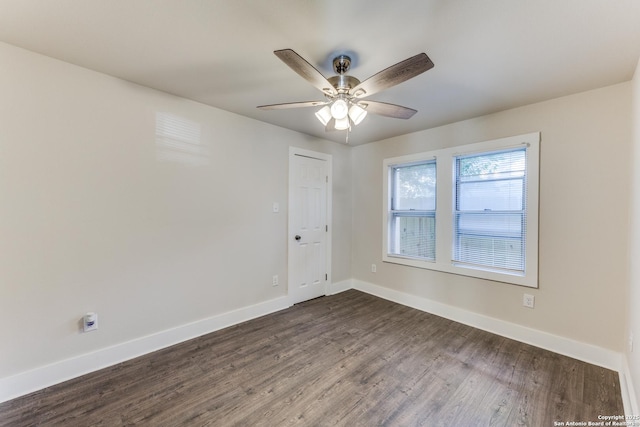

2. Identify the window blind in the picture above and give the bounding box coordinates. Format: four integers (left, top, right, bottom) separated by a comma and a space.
453, 148, 527, 273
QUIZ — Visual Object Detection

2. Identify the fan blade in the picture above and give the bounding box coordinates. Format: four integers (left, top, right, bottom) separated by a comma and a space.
257, 100, 328, 110
274, 49, 337, 96
351, 53, 434, 98
359, 101, 417, 119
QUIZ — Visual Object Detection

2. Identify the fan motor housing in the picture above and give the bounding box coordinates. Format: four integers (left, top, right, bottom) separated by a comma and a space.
328, 75, 361, 93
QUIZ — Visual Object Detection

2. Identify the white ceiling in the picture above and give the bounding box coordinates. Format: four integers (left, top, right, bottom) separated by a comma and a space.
1, 0, 639, 146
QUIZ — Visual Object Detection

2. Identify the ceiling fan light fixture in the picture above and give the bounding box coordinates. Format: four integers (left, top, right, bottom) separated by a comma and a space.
261, 49, 434, 137
348, 104, 367, 125
315, 105, 332, 126
330, 99, 349, 120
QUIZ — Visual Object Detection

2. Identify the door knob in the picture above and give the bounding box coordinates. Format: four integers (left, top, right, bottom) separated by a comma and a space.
295, 235, 301, 241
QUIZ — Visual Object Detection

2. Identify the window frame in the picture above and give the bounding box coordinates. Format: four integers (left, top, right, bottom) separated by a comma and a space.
382, 132, 539, 288
388, 159, 437, 261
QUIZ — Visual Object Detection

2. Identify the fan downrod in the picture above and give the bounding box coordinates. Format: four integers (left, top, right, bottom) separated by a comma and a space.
332, 55, 351, 75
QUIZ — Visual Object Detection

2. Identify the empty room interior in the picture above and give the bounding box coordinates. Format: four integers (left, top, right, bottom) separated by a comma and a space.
2, 1, 640, 425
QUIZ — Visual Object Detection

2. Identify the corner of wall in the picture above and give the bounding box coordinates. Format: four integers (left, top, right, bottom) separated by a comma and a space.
625, 54, 640, 417
329, 279, 354, 295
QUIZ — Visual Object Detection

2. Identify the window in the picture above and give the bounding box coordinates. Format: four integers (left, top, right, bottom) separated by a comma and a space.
453, 148, 527, 273
383, 133, 539, 287
389, 160, 436, 260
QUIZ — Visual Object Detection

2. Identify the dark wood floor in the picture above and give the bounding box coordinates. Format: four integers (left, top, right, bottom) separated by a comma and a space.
0, 290, 624, 426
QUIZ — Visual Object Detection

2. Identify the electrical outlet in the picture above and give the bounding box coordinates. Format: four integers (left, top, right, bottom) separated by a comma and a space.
272, 275, 279, 286
83, 312, 98, 332
523, 294, 535, 309
371, 264, 377, 273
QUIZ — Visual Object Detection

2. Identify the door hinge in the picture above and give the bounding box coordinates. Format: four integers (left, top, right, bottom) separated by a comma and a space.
325, 274, 328, 280
326, 225, 328, 232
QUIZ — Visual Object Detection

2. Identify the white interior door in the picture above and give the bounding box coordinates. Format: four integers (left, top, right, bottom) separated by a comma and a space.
289, 149, 330, 304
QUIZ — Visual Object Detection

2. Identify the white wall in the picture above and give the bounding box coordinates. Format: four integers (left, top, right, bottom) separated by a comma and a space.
351, 82, 631, 353
0, 42, 352, 381
627, 57, 640, 412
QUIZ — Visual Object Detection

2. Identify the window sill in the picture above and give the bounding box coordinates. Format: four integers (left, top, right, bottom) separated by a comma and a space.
383, 254, 537, 288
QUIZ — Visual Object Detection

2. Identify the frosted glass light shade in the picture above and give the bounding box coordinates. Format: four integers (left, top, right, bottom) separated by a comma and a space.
334, 116, 350, 130
348, 104, 367, 125
330, 99, 349, 120
315, 106, 332, 125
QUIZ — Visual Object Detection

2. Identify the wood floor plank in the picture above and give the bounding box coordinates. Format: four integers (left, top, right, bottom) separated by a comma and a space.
0, 290, 624, 426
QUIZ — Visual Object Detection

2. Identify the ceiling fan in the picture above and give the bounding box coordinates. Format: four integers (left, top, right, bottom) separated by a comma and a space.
257, 49, 434, 138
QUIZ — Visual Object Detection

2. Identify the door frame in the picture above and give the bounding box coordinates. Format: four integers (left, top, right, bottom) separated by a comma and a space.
288, 147, 332, 305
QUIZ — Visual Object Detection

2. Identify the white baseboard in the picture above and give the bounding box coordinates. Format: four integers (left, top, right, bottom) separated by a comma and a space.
352, 279, 622, 372
620, 355, 640, 417
328, 279, 353, 295
2, 280, 631, 409
0, 296, 290, 404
